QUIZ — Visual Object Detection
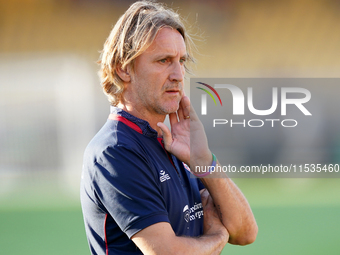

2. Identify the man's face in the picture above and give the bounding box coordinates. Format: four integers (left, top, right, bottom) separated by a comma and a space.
125, 27, 187, 117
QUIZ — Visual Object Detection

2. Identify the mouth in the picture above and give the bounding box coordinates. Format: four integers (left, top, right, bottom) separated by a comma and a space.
166, 89, 180, 94
165, 88, 181, 95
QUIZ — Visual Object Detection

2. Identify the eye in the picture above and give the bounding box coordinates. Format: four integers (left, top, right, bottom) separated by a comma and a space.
179, 58, 186, 64
159, 59, 167, 63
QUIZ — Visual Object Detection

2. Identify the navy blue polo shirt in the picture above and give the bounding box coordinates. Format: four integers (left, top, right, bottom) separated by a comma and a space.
80, 107, 205, 255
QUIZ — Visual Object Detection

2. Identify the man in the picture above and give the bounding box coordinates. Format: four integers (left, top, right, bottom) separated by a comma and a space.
81, 1, 258, 254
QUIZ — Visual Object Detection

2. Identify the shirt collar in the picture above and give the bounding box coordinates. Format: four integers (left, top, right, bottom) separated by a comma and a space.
110, 106, 159, 138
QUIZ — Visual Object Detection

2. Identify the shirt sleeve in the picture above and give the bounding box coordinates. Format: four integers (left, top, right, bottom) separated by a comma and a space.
92, 144, 170, 239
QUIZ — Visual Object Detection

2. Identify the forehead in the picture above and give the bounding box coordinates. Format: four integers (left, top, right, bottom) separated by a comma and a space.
144, 27, 186, 56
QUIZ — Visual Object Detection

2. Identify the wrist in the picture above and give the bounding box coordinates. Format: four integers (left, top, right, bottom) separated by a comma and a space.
191, 152, 216, 177
191, 150, 212, 169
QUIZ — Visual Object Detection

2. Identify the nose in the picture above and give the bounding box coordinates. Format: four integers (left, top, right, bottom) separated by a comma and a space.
169, 61, 185, 83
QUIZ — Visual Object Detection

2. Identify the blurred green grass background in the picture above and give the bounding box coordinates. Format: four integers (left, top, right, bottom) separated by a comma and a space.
1, 178, 339, 255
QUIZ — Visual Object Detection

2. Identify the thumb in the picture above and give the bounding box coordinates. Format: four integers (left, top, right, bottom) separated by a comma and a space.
157, 122, 173, 152
200, 189, 209, 207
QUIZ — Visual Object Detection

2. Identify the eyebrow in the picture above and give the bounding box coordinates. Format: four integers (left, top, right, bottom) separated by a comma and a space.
155, 53, 188, 60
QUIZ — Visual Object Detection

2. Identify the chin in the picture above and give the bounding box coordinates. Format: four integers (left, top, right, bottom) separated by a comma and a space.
158, 103, 180, 115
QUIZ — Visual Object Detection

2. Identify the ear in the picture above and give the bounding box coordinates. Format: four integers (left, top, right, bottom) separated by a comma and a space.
116, 64, 131, 82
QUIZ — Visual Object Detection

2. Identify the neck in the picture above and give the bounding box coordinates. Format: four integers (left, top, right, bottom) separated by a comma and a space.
117, 102, 166, 136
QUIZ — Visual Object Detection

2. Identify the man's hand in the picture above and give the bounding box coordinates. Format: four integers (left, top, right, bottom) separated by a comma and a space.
157, 95, 211, 167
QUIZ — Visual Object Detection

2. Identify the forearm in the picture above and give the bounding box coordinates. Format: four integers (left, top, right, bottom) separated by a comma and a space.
195, 158, 258, 245
132, 222, 228, 255
201, 172, 258, 245
193, 157, 257, 245
169, 232, 227, 255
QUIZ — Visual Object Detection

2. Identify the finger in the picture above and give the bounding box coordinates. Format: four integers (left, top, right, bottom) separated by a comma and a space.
206, 194, 214, 208
181, 95, 191, 119
177, 106, 184, 121
157, 122, 173, 151
199, 188, 207, 196
168, 112, 178, 126
200, 189, 209, 207
177, 96, 186, 120
182, 95, 201, 122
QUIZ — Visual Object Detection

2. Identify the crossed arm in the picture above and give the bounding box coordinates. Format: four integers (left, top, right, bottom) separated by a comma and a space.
132, 189, 229, 255
132, 96, 258, 254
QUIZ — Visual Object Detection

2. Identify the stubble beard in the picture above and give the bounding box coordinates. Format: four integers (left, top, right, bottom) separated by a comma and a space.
154, 98, 181, 115
158, 82, 183, 114
135, 79, 183, 116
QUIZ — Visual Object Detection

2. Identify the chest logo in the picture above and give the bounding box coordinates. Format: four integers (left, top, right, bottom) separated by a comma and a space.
183, 205, 191, 222
183, 203, 204, 223
159, 170, 171, 183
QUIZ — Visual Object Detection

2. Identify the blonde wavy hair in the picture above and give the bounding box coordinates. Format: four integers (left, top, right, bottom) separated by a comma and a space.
98, 0, 195, 106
